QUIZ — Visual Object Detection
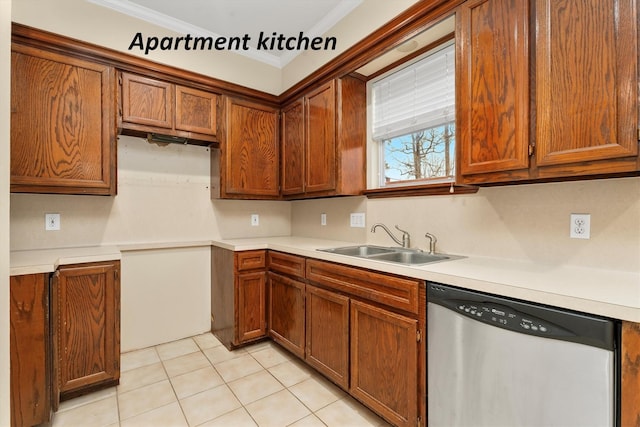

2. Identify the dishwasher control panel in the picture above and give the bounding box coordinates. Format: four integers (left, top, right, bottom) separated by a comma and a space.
456, 302, 555, 335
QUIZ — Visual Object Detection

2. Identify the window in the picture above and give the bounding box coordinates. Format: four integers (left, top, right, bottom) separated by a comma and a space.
368, 41, 455, 188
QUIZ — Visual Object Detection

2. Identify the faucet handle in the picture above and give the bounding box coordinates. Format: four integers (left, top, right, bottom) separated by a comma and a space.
394, 225, 409, 234
394, 225, 411, 248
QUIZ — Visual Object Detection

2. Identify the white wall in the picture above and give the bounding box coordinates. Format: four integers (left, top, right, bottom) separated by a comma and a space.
292, 177, 640, 273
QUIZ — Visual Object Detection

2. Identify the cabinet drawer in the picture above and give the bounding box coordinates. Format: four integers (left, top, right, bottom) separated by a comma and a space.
235, 250, 266, 271
268, 251, 305, 278
306, 259, 420, 314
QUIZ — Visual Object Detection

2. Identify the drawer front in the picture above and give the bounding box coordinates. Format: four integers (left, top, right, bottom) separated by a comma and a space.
235, 250, 266, 271
306, 259, 420, 314
268, 251, 306, 278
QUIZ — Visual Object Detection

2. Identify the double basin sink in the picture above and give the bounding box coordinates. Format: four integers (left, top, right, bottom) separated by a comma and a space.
318, 245, 462, 266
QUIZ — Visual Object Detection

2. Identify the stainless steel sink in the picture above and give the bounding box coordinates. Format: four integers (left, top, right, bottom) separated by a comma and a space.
318, 245, 463, 265
320, 245, 396, 257
371, 251, 451, 265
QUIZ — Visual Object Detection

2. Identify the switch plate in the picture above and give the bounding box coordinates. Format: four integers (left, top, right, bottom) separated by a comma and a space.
570, 213, 590, 239
350, 212, 366, 228
251, 214, 259, 226
321, 213, 327, 226
45, 213, 61, 231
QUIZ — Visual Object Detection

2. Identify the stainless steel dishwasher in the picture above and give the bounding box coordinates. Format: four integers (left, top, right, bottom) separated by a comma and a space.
427, 282, 619, 427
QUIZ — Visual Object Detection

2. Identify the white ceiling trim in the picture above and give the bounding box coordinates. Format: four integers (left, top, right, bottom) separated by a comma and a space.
87, 0, 362, 69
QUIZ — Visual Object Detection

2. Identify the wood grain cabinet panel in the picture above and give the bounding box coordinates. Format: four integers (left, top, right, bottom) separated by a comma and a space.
305, 285, 350, 390
175, 85, 218, 136
119, 71, 218, 144
458, 0, 639, 184
10, 45, 116, 195
10, 274, 51, 427
121, 73, 172, 128
211, 248, 268, 349
281, 76, 366, 199
52, 261, 120, 405
305, 80, 337, 193
268, 272, 306, 358
457, 0, 530, 182
216, 96, 279, 199
534, 0, 638, 174
281, 99, 306, 195
350, 300, 418, 427
237, 271, 267, 343
621, 321, 640, 426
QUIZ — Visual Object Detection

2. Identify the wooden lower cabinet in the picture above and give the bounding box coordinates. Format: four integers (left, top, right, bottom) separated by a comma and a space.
350, 300, 418, 427
268, 272, 306, 358
305, 285, 350, 389
211, 247, 268, 349
237, 271, 267, 343
52, 261, 121, 405
10, 273, 51, 427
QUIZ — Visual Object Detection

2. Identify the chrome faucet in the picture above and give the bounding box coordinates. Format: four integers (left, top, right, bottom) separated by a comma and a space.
424, 232, 438, 254
371, 223, 411, 248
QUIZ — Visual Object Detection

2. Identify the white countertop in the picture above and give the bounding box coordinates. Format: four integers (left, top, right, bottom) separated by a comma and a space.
10, 245, 122, 276
212, 236, 640, 322
10, 237, 640, 322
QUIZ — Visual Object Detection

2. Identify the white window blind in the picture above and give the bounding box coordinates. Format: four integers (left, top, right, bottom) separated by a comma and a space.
371, 42, 455, 141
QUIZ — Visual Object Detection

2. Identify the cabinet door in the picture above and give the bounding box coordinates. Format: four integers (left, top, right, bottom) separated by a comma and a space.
305, 285, 349, 389
457, 0, 530, 182
10, 274, 50, 427
268, 272, 305, 358
534, 0, 638, 170
305, 80, 336, 193
350, 300, 418, 427
10, 46, 116, 195
52, 262, 120, 402
221, 97, 279, 198
281, 99, 305, 195
120, 72, 173, 129
236, 271, 267, 343
175, 85, 218, 136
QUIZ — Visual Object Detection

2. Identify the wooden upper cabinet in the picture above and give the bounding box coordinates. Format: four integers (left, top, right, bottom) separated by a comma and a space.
119, 71, 218, 144
281, 99, 305, 195
10, 45, 116, 195
457, 0, 530, 183
281, 75, 366, 199
458, 0, 639, 184
306, 80, 337, 193
215, 96, 279, 199
533, 0, 639, 175
175, 85, 218, 135
121, 73, 173, 129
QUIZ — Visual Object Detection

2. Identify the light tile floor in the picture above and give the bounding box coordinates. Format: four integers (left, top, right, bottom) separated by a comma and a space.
52, 333, 392, 427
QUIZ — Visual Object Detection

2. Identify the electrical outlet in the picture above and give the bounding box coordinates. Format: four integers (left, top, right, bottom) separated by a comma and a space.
321, 213, 327, 226
251, 214, 259, 226
350, 212, 366, 228
45, 213, 61, 231
570, 214, 590, 239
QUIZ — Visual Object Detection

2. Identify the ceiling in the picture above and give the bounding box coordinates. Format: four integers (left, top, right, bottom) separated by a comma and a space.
88, 0, 363, 68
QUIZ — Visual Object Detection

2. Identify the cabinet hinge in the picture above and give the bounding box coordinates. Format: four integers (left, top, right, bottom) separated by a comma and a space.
528, 143, 534, 156
114, 269, 119, 281
417, 416, 422, 427
416, 330, 422, 343
637, 128, 640, 141
118, 74, 122, 86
